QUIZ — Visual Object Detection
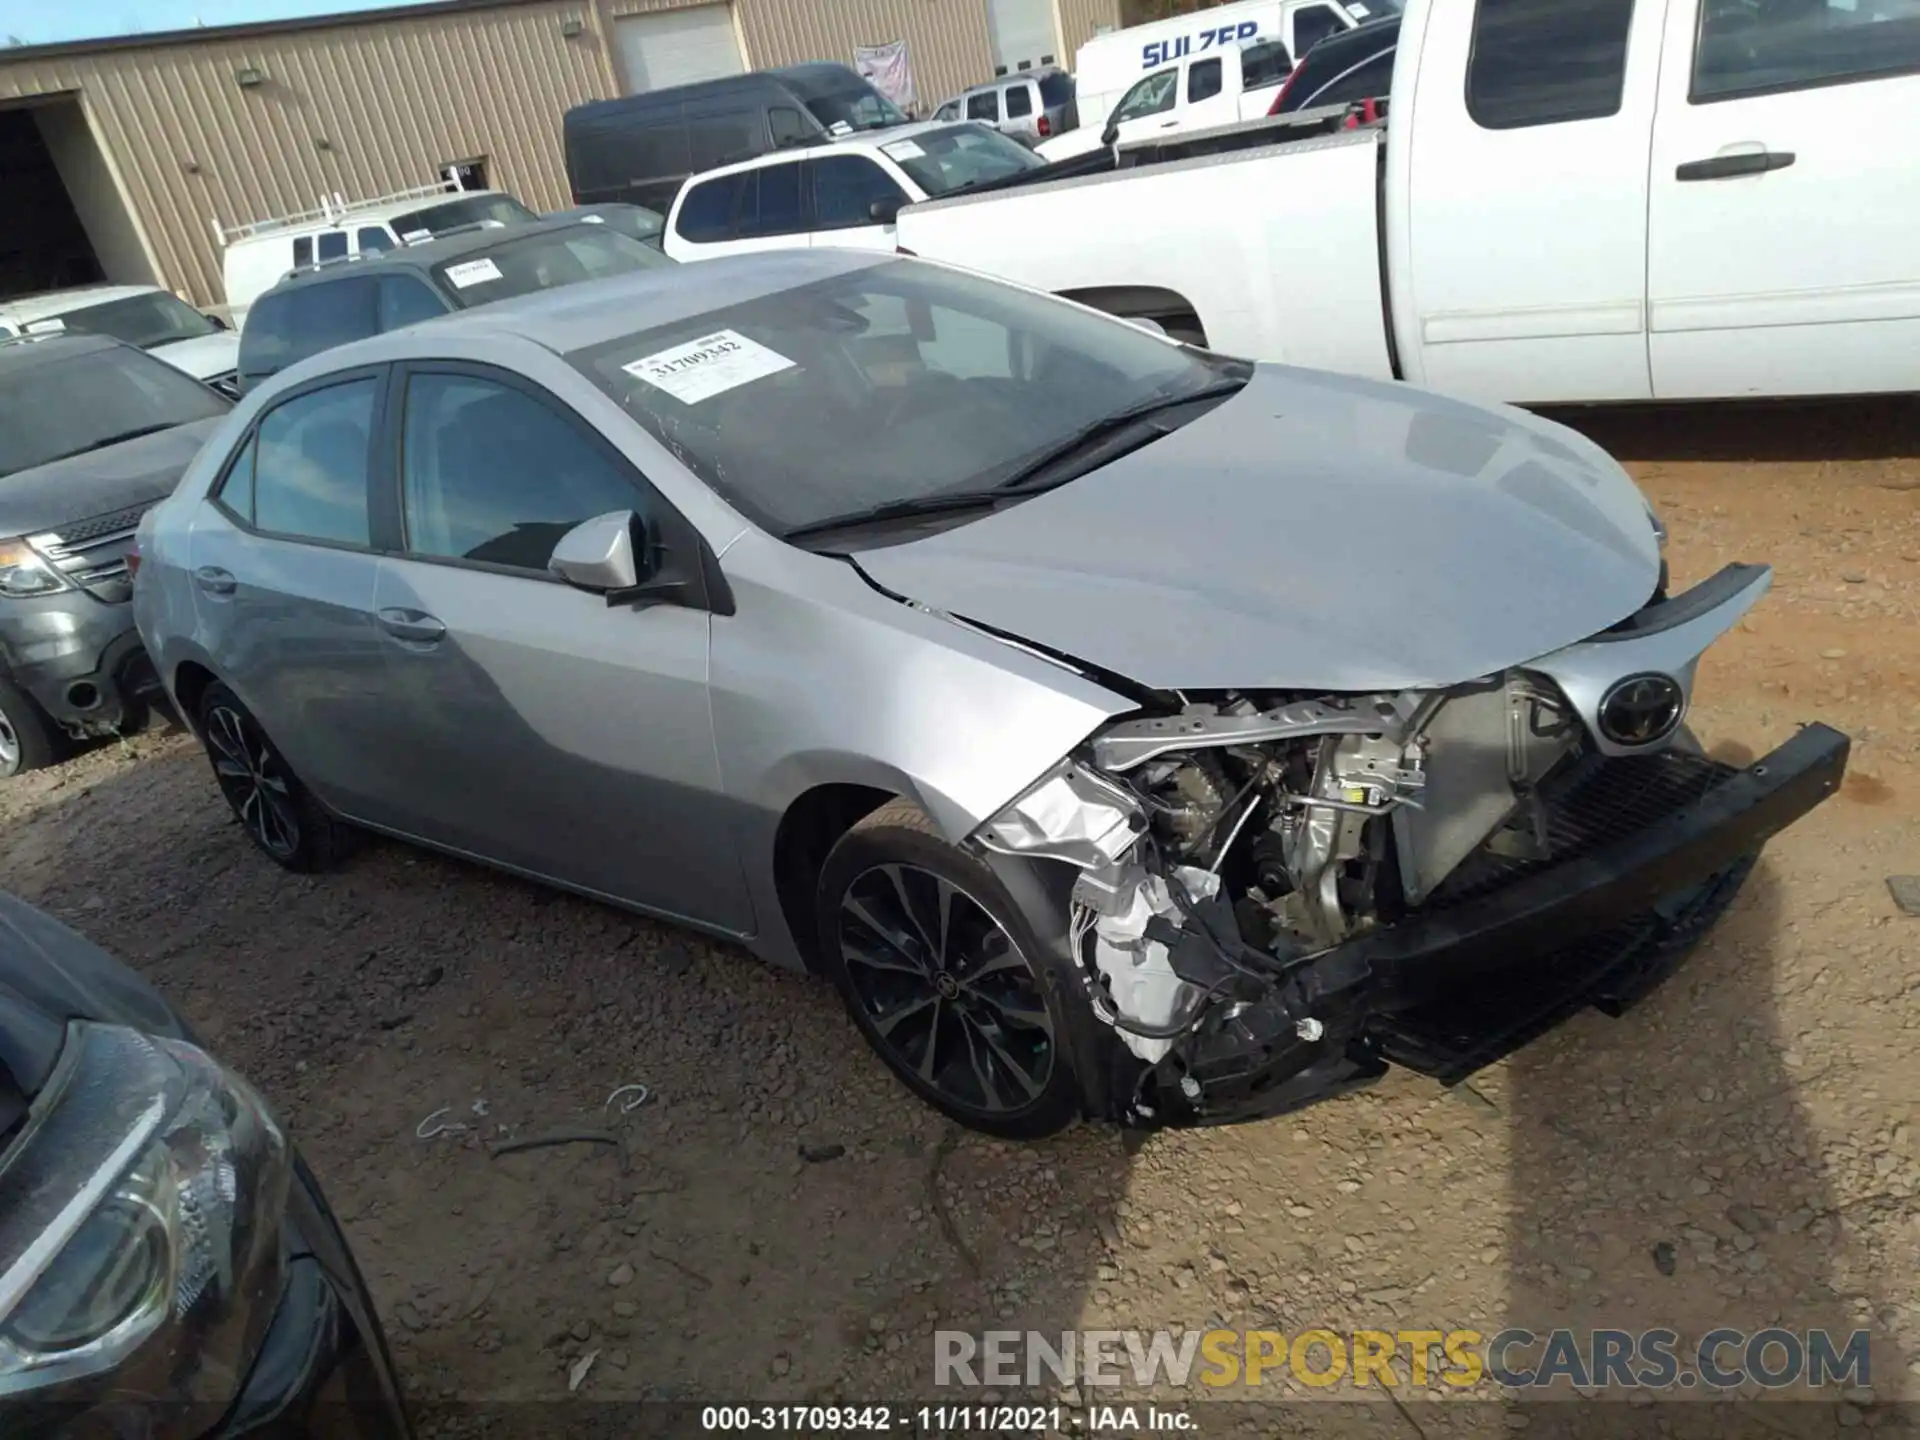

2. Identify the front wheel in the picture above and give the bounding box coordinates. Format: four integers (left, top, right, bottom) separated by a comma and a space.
0, 677, 65, 778
816, 800, 1087, 1139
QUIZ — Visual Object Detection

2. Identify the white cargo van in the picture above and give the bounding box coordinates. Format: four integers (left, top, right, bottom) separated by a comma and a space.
1067, 0, 1390, 133
214, 181, 536, 328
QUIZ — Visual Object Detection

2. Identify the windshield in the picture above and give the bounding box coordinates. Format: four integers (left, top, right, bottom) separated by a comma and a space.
30, 291, 221, 350
390, 192, 537, 238
879, 126, 1046, 195
571, 259, 1228, 538
0, 345, 229, 479
433, 226, 673, 307
800, 85, 906, 133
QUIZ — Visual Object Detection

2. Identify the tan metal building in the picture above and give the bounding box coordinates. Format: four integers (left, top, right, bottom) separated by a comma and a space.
0, 0, 1119, 310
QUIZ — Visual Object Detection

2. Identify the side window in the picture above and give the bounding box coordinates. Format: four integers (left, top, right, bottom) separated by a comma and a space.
357, 226, 396, 254
740, 162, 806, 237
674, 172, 746, 243
251, 379, 377, 547
1292, 4, 1346, 56
1303, 49, 1395, 110
934, 100, 962, 121
400, 372, 642, 571
1242, 39, 1295, 89
1114, 68, 1179, 122
967, 90, 1001, 122
810, 155, 910, 230
1005, 85, 1034, 118
1466, 0, 1634, 130
769, 105, 811, 147
316, 231, 348, 261
1694, 1, 1920, 103
214, 432, 259, 523
378, 274, 449, 331
1188, 57, 1224, 102
292, 236, 314, 268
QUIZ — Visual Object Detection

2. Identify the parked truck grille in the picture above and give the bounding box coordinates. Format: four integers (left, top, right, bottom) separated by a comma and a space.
28, 500, 159, 604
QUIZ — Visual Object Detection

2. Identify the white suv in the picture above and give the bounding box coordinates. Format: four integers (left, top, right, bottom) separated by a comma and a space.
0, 285, 240, 395
662, 122, 1046, 263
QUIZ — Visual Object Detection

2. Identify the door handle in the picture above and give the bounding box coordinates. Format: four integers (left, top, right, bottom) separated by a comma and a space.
376, 607, 446, 645
193, 566, 236, 596
1675, 150, 1795, 182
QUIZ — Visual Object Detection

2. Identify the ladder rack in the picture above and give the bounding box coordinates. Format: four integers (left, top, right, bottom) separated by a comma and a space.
212, 175, 468, 247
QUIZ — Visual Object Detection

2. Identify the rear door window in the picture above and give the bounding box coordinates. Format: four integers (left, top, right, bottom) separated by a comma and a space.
316, 231, 348, 262
739, 161, 807, 237
1005, 85, 1034, 118
967, 90, 1001, 122
1188, 57, 1224, 102
675, 171, 748, 243
249, 378, 378, 547
810, 155, 910, 230
1466, 0, 1634, 129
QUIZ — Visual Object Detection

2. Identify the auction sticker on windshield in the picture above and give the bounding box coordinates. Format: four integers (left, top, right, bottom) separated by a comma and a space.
622, 330, 795, 405
881, 139, 926, 162
443, 258, 504, 289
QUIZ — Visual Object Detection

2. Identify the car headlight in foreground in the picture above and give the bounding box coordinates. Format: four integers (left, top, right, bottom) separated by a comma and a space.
0, 1022, 289, 1429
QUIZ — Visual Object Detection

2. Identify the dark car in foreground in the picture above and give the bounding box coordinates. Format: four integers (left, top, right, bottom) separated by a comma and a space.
0, 888, 409, 1437
1268, 13, 1400, 115
236, 216, 675, 394
545, 203, 667, 250
0, 333, 231, 776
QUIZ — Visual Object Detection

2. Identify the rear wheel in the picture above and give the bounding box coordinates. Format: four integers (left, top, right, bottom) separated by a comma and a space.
0, 677, 64, 778
197, 682, 355, 871
817, 800, 1086, 1139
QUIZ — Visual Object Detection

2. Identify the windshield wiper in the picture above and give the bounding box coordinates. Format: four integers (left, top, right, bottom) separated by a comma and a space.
71, 423, 178, 455
989, 377, 1248, 495
782, 489, 1010, 542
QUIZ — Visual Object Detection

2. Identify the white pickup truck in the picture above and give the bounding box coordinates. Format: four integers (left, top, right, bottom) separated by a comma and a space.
1036, 35, 1301, 162
897, 0, 1920, 405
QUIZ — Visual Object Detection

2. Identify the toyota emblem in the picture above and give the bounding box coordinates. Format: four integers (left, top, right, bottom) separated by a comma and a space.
1597, 673, 1686, 747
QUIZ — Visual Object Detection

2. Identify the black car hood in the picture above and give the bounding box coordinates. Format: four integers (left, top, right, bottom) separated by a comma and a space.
0, 416, 223, 539
0, 890, 187, 1097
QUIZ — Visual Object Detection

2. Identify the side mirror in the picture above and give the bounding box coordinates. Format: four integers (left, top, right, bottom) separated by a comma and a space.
550, 510, 648, 594
1101, 120, 1120, 146
868, 196, 904, 225
205, 312, 230, 331
1123, 315, 1169, 338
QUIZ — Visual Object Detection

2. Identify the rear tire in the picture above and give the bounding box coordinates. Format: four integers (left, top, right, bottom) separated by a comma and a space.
0, 677, 64, 778
816, 800, 1088, 1139
197, 682, 356, 871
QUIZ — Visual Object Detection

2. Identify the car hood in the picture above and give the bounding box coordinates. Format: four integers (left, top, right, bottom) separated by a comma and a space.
150, 330, 240, 380
0, 890, 188, 1097
851, 365, 1661, 693
0, 416, 224, 538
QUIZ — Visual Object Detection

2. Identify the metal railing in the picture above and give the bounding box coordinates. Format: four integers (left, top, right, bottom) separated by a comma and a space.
211, 176, 467, 247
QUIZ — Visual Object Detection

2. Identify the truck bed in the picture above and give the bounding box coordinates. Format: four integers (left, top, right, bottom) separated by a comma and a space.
897, 113, 1394, 379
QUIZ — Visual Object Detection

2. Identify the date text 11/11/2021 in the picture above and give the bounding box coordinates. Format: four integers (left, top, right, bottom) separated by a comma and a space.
702, 1405, 1195, 1432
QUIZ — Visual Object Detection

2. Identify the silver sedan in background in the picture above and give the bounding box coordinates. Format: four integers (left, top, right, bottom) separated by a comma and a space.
132, 251, 1847, 1139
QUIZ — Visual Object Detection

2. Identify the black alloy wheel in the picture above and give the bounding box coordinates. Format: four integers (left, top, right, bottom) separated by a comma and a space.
196, 682, 353, 872
817, 800, 1084, 1138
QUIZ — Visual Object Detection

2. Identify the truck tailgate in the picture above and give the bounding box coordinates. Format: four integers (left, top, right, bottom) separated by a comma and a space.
895, 128, 1392, 380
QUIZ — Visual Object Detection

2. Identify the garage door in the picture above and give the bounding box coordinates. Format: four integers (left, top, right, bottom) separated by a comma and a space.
616, 4, 744, 94
986, 0, 1059, 74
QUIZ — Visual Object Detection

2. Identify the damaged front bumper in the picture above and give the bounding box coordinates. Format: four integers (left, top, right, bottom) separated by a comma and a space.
1126, 722, 1849, 1128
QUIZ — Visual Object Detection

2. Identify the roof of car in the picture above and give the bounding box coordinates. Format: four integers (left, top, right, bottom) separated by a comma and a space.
269, 248, 886, 385
681, 120, 985, 186
254, 215, 619, 298
0, 330, 122, 374
0, 285, 165, 324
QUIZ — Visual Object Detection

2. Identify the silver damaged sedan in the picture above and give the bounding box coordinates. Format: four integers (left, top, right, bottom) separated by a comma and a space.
133, 251, 1850, 1138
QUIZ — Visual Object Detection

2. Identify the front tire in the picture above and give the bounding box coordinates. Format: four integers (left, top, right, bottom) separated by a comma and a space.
816, 800, 1086, 1139
0, 677, 64, 778
197, 682, 355, 871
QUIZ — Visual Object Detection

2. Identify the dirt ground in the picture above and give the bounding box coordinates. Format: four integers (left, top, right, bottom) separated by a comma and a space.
1, 398, 1916, 1437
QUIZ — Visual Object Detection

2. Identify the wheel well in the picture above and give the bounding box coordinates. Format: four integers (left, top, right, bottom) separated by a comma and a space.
773, 784, 896, 973
171, 661, 217, 729
1056, 285, 1207, 346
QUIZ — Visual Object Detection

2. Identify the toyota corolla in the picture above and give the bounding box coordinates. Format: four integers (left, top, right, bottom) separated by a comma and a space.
130, 251, 1848, 1138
